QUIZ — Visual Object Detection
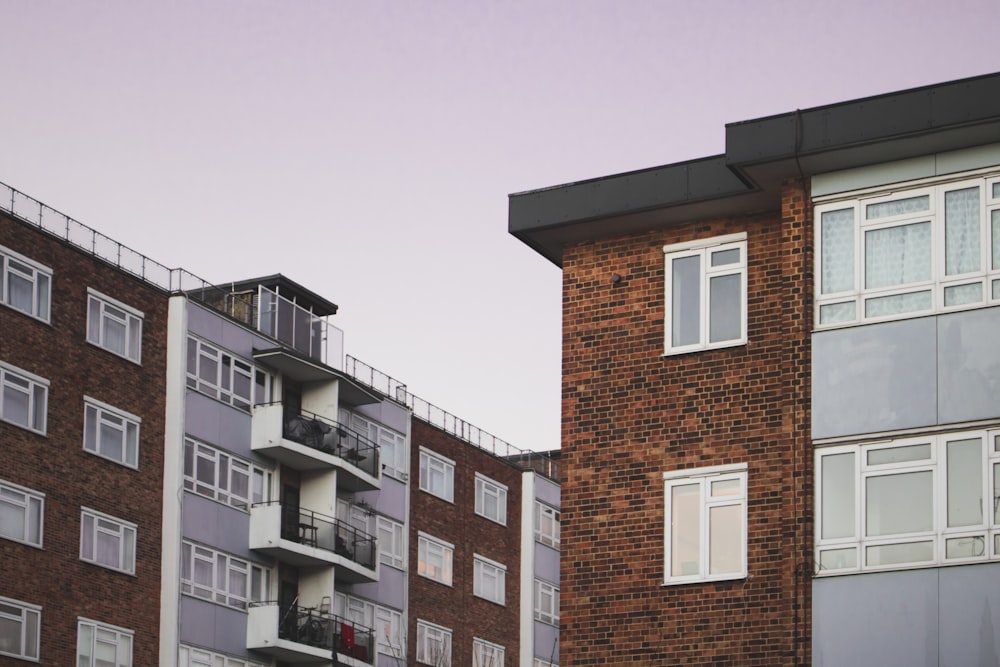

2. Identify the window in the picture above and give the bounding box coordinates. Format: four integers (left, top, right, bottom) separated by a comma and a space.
333, 593, 405, 658
0, 361, 48, 434
474, 474, 507, 525
0, 245, 51, 321
178, 645, 269, 667
180, 541, 268, 610
344, 411, 408, 480
534, 501, 560, 549
186, 337, 270, 411
376, 515, 406, 570
473, 555, 506, 605
533, 579, 559, 625
183, 439, 271, 511
419, 448, 454, 502
0, 596, 40, 660
80, 508, 136, 575
663, 463, 748, 584
84, 398, 140, 468
416, 620, 451, 666
664, 233, 747, 354
417, 532, 453, 586
472, 638, 505, 666
77, 619, 132, 667
816, 429, 1000, 574
0, 480, 43, 547
815, 174, 1000, 326
87, 289, 142, 363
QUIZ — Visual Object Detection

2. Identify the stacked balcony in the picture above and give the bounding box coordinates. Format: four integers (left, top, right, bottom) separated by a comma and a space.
248, 602, 375, 664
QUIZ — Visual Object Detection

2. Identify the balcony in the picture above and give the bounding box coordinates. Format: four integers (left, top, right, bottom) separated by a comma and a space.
251, 403, 380, 490
248, 602, 375, 665
249, 503, 377, 582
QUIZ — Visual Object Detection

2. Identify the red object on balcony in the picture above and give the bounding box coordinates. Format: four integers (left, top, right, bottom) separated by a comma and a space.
340, 623, 355, 653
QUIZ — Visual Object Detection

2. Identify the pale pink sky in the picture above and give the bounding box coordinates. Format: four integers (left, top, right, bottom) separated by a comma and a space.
2, 1, 997, 452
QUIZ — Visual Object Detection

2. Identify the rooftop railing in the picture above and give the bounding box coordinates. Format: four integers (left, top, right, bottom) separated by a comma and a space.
345, 356, 560, 481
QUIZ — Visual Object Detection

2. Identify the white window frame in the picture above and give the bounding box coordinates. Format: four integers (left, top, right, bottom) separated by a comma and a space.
472, 637, 505, 666
77, 618, 132, 667
663, 463, 748, 585
334, 593, 405, 658
180, 541, 268, 610
87, 288, 143, 363
815, 173, 1000, 328
473, 554, 506, 605
419, 448, 455, 502
534, 501, 560, 549
376, 515, 406, 570
0, 596, 40, 661
0, 361, 48, 435
533, 579, 559, 626
83, 397, 140, 468
417, 532, 454, 586
80, 508, 136, 575
474, 474, 507, 525
183, 438, 271, 511
415, 619, 451, 667
186, 337, 270, 411
178, 644, 269, 667
0, 244, 51, 322
664, 233, 748, 354
343, 410, 408, 481
0, 479, 44, 547
816, 428, 1000, 575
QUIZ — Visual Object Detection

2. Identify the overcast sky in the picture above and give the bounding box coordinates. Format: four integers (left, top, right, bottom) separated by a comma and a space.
2, 1, 997, 453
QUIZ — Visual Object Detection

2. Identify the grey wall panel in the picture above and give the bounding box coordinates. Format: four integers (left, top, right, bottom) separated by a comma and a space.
183, 493, 254, 559
188, 301, 273, 359
813, 569, 939, 667
535, 476, 560, 507
534, 621, 560, 664
938, 307, 1000, 425
355, 399, 409, 435
185, 392, 254, 458
534, 542, 559, 585
812, 318, 937, 439
179, 596, 249, 657
355, 477, 407, 521
348, 566, 406, 610
938, 563, 1000, 666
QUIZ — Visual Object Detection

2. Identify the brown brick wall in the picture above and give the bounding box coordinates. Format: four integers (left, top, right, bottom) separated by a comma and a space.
559, 181, 813, 665
408, 418, 523, 666
0, 213, 169, 665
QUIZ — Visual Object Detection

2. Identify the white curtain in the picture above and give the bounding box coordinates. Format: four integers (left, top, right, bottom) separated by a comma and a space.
945, 187, 981, 275
865, 221, 932, 289
821, 208, 854, 294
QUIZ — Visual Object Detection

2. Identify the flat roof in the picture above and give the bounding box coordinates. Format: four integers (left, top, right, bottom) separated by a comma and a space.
509, 71, 1000, 266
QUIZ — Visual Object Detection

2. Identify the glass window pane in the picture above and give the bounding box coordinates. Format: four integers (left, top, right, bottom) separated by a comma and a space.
866, 195, 930, 219
710, 247, 740, 266
708, 504, 741, 575
864, 290, 933, 318
865, 221, 932, 289
944, 282, 983, 307
819, 301, 855, 325
671, 255, 700, 346
945, 187, 981, 275
709, 274, 741, 343
866, 541, 934, 566
947, 437, 982, 527
822, 452, 855, 539
994, 462, 1000, 524
946, 535, 986, 559
821, 208, 855, 294
867, 443, 931, 465
0, 616, 23, 655
818, 547, 857, 570
866, 471, 933, 536
670, 483, 700, 576
992, 210, 1000, 270
710, 478, 741, 497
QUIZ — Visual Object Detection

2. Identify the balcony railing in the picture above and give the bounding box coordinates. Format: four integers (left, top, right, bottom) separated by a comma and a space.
283, 408, 380, 479
249, 601, 375, 664
258, 502, 377, 570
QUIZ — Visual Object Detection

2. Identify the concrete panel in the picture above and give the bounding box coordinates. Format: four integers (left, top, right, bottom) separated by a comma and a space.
183, 493, 254, 559
812, 318, 937, 439
938, 307, 1000, 425
534, 542, 559, 585
535, 476, 560, 508
356, 478, 406, 521
534, 621, 559, 664
179, 596, 249, 657
812, 155, 936, 198
349, 566, 406, 610
938, 563, 1000, 666
813, 569, 938, 667
185, 392, 254, 458
356, 399, 409, 436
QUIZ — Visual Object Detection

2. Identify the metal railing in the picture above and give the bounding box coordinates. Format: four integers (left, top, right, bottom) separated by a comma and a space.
260, 502, 377, 570
345, 356, 560, 481
258, 601, 375, 664
281, 406, 380, 478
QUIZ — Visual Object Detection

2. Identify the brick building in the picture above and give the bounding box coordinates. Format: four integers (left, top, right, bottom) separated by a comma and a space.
0, 188, 170, 665
510, 72, 1000, 665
